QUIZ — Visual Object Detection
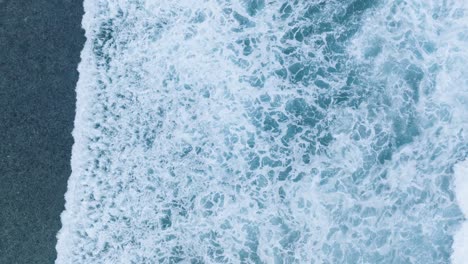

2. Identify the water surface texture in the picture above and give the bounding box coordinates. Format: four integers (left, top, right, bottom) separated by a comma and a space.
57, 0, 468, 263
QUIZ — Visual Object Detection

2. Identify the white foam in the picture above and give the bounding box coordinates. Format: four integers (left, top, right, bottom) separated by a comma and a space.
453, 160, 468, 264
56, 0, 468, 263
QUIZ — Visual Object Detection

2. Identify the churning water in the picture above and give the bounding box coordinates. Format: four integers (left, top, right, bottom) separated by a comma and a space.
57, 0, 468, 263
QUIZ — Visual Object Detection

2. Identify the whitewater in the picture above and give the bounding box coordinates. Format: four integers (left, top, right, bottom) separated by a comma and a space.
57, 0, 468, 263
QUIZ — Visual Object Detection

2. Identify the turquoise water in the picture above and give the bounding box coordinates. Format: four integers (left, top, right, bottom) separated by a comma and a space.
57, 0, 468, 263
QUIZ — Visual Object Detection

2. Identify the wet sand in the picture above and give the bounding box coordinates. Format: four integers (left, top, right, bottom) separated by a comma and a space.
0, 0, 84, 262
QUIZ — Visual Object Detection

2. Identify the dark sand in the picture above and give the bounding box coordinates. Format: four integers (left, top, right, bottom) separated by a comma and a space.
0, 0, 84, 263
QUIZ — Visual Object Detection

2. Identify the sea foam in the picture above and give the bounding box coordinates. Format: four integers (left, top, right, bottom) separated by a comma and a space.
453, 160, 468, 264
57, 0, 468, 263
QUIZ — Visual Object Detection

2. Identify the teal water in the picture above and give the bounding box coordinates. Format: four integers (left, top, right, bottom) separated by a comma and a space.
58, 0, 468, 263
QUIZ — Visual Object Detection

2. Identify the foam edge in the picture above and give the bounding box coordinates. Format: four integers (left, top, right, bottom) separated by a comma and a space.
54, 0, 98, 262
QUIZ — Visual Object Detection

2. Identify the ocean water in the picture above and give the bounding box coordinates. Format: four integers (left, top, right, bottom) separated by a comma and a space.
57, 0, 468, 263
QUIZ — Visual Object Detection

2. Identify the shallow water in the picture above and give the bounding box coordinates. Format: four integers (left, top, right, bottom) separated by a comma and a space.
57, 0, 468, 263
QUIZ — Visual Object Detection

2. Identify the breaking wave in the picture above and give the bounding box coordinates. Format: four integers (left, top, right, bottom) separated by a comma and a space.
57, 0, 468, 263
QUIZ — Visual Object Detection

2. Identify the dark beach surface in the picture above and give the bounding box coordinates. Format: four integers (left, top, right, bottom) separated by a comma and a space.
0, 0, 84, 263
